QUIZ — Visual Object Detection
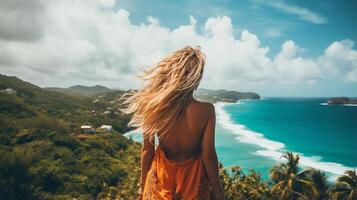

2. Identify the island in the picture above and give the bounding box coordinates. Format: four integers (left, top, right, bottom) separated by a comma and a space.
327, 97, 357, 105
195, 88, 260, 103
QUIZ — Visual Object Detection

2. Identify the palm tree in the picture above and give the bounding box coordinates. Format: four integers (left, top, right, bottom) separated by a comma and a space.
304, 168, 330, 200
331, 170, 357, 200
270, 152, 317, 200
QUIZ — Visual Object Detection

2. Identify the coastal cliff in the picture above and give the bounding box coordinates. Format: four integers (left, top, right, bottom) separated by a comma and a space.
195, 88, 260, 103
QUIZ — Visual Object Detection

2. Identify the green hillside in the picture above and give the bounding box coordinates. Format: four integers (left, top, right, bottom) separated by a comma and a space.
195, 88, 260, 103
0, 74, 140, 199
45, 85, 115, 97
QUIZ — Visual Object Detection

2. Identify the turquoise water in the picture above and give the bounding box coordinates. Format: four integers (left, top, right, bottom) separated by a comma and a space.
125, 98, 357, 180
215, 98, 357, 180
214, 122, 276, 179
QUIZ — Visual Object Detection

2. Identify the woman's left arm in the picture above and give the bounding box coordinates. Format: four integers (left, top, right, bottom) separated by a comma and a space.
138, 134, 155, 196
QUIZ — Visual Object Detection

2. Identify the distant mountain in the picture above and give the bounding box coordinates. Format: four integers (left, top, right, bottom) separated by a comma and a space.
46, 85, 116, 97
195, 88, 260, 103
0, 74, 91, 121
0, 73, 132, 132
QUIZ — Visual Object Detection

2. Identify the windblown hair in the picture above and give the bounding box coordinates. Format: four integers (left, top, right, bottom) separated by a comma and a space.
119, 46, 206, 141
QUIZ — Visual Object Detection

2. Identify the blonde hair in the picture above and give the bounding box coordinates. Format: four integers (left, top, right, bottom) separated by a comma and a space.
119, 46, 206, 141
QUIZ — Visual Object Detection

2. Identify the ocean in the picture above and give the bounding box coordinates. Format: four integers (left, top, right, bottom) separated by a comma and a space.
125, 98, 357, 181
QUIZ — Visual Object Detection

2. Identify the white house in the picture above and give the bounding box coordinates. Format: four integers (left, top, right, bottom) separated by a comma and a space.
100, 125, 113, 132
1, 88, 17, 95
80, 125, 95, 133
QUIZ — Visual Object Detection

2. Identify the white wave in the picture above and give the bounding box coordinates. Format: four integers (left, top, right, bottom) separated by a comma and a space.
214, 101, 357, 176
123, 128, 141, 137
344, 104, 357, 106
123, 128, 143, 142
320, 102, 357, 107
214, 101, 285, 151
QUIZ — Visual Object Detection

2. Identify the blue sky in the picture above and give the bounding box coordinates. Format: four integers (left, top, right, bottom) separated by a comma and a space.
117, 0, 357, 57
121, 0, 357, 97
0, 0, 356, 97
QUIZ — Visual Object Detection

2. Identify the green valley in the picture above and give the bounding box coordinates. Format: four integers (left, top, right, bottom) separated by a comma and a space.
0, 74, 140, 199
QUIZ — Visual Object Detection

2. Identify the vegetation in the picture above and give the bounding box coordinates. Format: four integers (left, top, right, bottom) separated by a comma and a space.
195, 88, 260, 103
331, 170, 357, 200
1, 74, 356, 200
0, 74, 138, 199
45, 85, 116, 97
219, 164, 273, 199
97, 151, 356, 200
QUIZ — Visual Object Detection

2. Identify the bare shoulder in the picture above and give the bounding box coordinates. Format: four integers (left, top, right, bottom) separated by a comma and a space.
191, 99, 215, 115
205, 102, 215, 117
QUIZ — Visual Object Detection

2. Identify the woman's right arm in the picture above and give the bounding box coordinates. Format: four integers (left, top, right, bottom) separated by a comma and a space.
201, 103, 225, 200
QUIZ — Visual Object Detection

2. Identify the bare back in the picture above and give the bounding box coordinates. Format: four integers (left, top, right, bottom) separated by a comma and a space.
157, 99, 212, 162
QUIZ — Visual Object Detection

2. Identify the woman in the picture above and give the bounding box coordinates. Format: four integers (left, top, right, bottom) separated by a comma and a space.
120, 46, 225, 200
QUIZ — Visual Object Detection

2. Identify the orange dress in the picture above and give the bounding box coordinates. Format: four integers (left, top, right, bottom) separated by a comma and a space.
142, 145, 211, 200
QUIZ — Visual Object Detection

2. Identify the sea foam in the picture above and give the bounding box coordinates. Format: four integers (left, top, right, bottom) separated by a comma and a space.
344, 104, 357, 106
124, 128, 142, 142
214, 101, 357, 178
215, 101, 284, 151
320, 102, 357, 107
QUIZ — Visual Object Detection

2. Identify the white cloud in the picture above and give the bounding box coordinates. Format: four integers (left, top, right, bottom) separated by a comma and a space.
0, 0, 356, 92
0, 0, 45, 41
253, 0, 328, 24
318, 40, 357, 82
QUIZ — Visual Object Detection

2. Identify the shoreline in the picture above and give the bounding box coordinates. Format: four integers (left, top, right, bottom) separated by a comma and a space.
123, 100, 357, 181
213, 100, 357, 181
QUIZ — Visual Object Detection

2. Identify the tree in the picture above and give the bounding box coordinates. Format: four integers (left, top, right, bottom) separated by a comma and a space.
331, 170, 357, 200
219, 163, 272, 200
270, 152, 317, 200
0, 150, 39, 200
305, 168, 330, 200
